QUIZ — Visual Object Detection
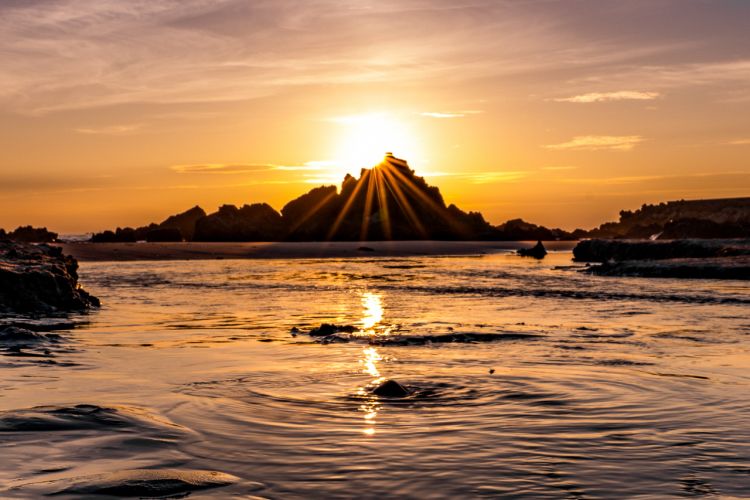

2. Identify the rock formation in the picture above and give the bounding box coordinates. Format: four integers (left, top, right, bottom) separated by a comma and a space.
587, 197, 750, 239
194, 203, 285, 241
517, 240, 547, 259
0, 241, 99, 313
89, 154, 582, 242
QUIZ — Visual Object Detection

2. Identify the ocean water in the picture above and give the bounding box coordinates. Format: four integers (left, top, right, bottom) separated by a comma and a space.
1, 250, 750, 498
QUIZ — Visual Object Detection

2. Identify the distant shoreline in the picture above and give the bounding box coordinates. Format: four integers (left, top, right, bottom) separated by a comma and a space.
57, 240, 579, 262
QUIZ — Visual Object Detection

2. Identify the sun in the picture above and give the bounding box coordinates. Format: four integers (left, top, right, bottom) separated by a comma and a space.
332, 113, 422, 177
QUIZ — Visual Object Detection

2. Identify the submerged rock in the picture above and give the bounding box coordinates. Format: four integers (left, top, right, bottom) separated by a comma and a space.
372, 379, 410, 398
0, 404, 185, 433
517, 240, 547, 259
0, 241, 99, 313
369, 332, 541, 346
49, 469, 242, 497
309, 323, 358, 336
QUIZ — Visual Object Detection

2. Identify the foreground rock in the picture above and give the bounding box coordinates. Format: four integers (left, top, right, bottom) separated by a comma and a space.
573, 238, 750, 262
517, 240, 547, 259
574, 239, 750, 280
0, 241, 99, 314
24, 469, 242, 497
585, 256, 750, 280
372, 379, 410, 398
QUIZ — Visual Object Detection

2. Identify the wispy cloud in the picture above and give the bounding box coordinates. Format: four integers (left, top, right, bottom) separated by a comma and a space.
420, 110, 483, 118
465, 171, 527, 184
74, 123, 144, 135
170, 164, 274, 174
554, 91, 659, 103
541, 165, 578, 171
727, 138, 750, 145
171, 162, 324, 174
545, 135, 644, 152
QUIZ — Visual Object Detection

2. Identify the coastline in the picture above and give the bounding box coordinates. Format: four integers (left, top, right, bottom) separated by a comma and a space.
56, 240, 578, 262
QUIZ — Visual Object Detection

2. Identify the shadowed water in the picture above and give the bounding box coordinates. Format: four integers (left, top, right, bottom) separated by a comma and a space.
1, 251, 749, 498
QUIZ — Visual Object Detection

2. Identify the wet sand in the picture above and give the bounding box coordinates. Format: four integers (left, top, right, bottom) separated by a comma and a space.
57, 240, 578, 262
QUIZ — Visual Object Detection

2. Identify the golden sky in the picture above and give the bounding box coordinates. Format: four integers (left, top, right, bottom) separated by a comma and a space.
1, 0, 749, 233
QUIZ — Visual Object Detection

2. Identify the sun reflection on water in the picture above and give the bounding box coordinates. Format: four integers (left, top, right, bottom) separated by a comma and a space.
357, 291, 390, 436
361, 292, 383, 334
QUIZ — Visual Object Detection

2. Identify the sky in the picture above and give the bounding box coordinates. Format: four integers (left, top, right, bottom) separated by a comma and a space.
1, 0, 749, 233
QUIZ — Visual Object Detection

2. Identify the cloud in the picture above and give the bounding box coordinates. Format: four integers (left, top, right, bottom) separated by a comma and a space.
727, 138, 750, 145
465, 171, 527, 184
74, 123, 144, 135
420, 110, 483, 118
541, 165, 578, 171
545, 135, 644, 151
554, 91, 659, 103
170, 164, 274, 174
170, 162, 324, 174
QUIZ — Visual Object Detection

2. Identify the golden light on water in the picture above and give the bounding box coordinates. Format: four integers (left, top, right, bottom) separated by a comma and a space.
362, 347, 382, 378
361, 292, 384, 333
357, 291, 390, 436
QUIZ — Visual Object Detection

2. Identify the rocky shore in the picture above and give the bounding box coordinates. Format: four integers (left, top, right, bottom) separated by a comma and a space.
0, 240, 99, 314
574, 238, 750, 280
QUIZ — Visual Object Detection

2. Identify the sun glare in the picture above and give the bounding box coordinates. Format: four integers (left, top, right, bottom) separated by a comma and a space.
332, 113, 422, 177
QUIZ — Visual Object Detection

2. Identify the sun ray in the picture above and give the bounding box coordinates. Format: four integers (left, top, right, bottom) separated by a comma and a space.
360, 167, 376, 241
379, 163, 427, 237
286, 189, 338, 234
327, 170, 369, 240
373, 167, 392, 239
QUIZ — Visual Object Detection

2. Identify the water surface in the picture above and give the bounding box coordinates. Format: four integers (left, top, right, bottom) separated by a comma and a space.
1, 251, 749, 498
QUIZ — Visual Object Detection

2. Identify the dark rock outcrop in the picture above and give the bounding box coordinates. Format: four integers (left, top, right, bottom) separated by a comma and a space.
574, 239, 750, 280
88, 155, 580, 242
194, 203, 285, 241
517, 240, 547, 259
573, 239, 750, 263
309, 323, 358, 336
494, 219, 574, 241
584, 256, 750, 280
3, 226, 58, 243
586, 197, 750, 239
372, 379, 409, 398
48, 469, 242, 497
159, 205, 206, 241
145, 227, 183, 242
0, 241, 99, 313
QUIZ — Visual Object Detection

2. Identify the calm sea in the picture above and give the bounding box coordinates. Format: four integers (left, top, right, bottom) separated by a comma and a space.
2, 250, 749, 498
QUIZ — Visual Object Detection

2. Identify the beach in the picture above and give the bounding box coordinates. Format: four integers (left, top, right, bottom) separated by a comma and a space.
58, 240, 579, 261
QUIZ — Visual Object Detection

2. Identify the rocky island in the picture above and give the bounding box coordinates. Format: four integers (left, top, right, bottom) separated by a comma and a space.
0, 240, 99, 314
89, 154, 580, 243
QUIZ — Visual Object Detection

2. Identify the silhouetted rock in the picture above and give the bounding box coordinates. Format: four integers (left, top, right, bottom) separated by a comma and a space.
584, 256, 750, 280
372, 379, 409, 398
574, 238, 750, 280
493, 219, 574, 241
283, 154, 498, 240
0, 229, 6, 240
146, 227, 183, 242
0, 241, 99, 313
87, 155, 580, 242
586, 197, 750, 239
159, 205, 206, 241
573, 238, 750, 262
309, 323, 358, 336
194, 203, 285, 241
518, 240, 547, 259
92, 226, 144, 243
7, 226, 58, 243
50, 470, 242, 497
282, 185, 340, 240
